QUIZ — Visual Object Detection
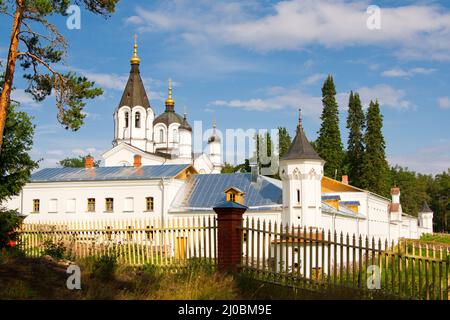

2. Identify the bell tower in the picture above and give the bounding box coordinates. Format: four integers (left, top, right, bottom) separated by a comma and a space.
279, 109, 325, 227
114, 35, 154, 151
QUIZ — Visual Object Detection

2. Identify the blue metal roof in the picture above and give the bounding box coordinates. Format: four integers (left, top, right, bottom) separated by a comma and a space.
340, 201, 360, 206
30, 164, 190, 182
172, 173, 282, 212
322, 195, 341, 201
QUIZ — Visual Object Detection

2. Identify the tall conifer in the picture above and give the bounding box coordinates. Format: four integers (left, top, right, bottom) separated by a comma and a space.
316, 75, 344, 178
346, 91, 365, 187
360, 100, 390, 196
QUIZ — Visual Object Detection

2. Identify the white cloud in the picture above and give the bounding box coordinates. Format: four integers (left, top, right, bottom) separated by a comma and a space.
212, 86, 323, 119
127, 0, 450, 61
382, 67, 435, 78
357, 84, 411, 109
212, 83, 411, 118
10, 89, 41, 108
302, 73, 326, 85
438, 96, 450, 109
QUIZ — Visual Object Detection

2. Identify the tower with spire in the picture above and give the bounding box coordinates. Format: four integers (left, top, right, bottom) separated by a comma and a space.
114, 35, 155, 152
208, 120, 222, 173
279, 109, 325, 227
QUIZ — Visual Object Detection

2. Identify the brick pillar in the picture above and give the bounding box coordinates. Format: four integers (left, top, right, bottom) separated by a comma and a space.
213, 203, 247, 273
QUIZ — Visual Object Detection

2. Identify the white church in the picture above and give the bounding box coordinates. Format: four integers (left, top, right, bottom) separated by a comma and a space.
4, 41, 434, 244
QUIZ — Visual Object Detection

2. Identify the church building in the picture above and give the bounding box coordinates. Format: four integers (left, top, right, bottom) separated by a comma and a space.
102, 39, 222, 174
3, 40, 434, 244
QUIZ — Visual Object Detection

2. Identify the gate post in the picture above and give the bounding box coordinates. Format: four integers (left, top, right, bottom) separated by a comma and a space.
213, 200, 247, 273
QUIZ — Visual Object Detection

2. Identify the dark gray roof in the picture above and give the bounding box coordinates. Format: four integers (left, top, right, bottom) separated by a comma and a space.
30, 164, 190, 182
421, 202, 433, 213
179, 114, 192, 131
173, 173, 282, 212
282, 125, 322, 161
118, 64, 151, 109
153, 111, 185, 127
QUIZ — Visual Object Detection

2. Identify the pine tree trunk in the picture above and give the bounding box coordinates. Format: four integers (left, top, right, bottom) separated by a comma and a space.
0, 0, 24, 153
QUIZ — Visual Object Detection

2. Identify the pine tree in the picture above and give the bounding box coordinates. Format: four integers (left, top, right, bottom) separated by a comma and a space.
278, 127, 292, 159
346, 91, 365, 187
360, 100, 390, 196
316, 75, 344, 179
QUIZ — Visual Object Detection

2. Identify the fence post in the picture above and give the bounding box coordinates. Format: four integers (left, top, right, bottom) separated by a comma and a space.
213, 200, 248, 273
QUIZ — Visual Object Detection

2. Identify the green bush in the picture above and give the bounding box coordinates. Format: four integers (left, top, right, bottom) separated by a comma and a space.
91, 255, 117, 280
0, 209, 22, 249
42, 239, 66, 259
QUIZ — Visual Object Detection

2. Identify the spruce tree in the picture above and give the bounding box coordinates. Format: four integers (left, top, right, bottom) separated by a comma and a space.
346, 91, 365, 187
360, 100, 390, 196
316, 75, 344, 179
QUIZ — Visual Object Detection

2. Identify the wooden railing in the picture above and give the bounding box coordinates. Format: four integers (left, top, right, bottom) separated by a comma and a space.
240, 218, 450, 300
18, 217, 217, 267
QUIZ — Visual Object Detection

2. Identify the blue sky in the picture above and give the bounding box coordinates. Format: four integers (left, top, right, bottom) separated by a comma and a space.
1, 0, 449, 174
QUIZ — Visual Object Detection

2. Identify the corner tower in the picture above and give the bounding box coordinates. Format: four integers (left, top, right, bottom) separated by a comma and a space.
279, 109, 325, 227
114, 35, 155, 151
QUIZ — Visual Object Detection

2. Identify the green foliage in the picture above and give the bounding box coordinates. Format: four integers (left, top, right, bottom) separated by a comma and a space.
42, 239, 66, 259
346, 91, 365, 187
0, 208, 22, 249
428, 169, 450, 232
278, 126, 292, 159
420, 233, 450, 245
59, 155, 100, 167
389, 166, 432, 217
316, 75, 344, 178
1, 0, 119, 134
0, 104, 39, 202
90, 254, 117, 280
360, 100, 390, 196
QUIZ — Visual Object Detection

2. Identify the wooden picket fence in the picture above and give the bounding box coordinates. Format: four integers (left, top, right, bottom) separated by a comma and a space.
18, 217, 217, 268
240, 218, 450, 300
17, 216, 450, 299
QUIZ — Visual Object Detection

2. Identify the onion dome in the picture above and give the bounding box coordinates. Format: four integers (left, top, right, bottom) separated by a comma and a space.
153, 79, 186, 127
208, 120, 221, 143
179, 113, 192, 131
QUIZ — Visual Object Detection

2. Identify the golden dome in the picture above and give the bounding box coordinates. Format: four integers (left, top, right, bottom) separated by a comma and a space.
130, 34, 140, 65
165, 78, 175, 107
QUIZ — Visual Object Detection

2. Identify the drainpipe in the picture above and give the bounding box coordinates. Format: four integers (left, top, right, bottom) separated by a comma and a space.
160, 177, 166, 228
365, 192, 370, 238
20, 190, 23, 216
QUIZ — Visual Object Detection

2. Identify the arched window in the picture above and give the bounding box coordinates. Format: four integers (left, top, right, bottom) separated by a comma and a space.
173, 129, 178, 142
124, 112, 129, 128
159, 129, 164, 142
135, 112, 141, 128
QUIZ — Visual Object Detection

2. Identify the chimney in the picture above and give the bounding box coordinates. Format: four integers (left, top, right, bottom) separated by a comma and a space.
250, 161, 259, 183
134, 154, 142, 168
391, 186, 400, 204
341, 175, 348, 185
85, 156, 94, 169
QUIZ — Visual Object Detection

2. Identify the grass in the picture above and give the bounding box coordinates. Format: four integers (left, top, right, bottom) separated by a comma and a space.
0, 250, 239, 300
419, 233, 450, 245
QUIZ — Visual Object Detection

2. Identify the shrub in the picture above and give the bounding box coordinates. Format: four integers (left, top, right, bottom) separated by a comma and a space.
0, 208, 22, 249
91, 255, 117, 280
42, 239, 66, 259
